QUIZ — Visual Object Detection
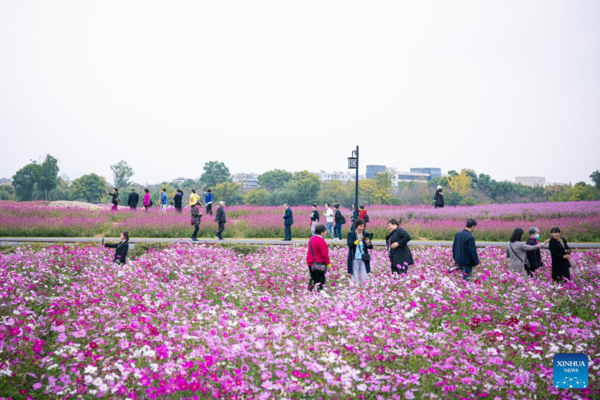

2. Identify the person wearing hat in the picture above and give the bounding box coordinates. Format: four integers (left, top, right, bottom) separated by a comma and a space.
434, 185, 445, 208
214, 201, 226, 240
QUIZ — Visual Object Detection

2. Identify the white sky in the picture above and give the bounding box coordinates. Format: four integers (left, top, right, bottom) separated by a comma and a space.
1, 1, 599, 185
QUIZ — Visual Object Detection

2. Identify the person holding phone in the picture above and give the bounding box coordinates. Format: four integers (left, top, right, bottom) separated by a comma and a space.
103, 232, 129, 265
386, 218, 414, 274
346, 219, 373, 283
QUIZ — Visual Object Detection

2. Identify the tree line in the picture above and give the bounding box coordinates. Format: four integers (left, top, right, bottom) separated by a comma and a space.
3, 156, 600, 205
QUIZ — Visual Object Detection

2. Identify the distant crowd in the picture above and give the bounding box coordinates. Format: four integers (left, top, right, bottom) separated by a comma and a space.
103, 185, 574, 291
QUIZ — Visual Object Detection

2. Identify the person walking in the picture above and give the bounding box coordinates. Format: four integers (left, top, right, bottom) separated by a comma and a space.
159, 188, 168, 212
214, 201, 226, 240
107, 188, 120, 212
142, 188, 152, 211
324, 203, 334, 240
190, 201, 203, 241
434, 186, 445, 208
385, 218, 414, 274
549, 227, 572, 282
506, 228, 549, 277
189, 189, 201, 208
333, 204, 345, 242
359, 205, 369, 230
174, 189, 184, 213
526, 227, 544, 275
306, 224, 332, 292
282, 204, 294, 241
347, 219, 373, 283
310, 204, 320, 235
127, 189, 139, 211
205, 189, 213, 215
451, 219, 480, 280
102, 231, 130, 265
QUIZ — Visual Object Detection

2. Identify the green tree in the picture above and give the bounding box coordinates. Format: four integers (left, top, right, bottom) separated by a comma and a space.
243, 188, 269, 205
213, 182, 242, 205
110, 160, 134, 189
447, 171, 473, 196
199, 161, 232, 189
590, 170, 600, 190
36, 155, 60, 200
257, 169, 293, 191
448, 170, 459, 177
317, 181, 351, 205
360, 172, 393, 204
287, 171, 320, 205
72, 174, 109, 203
0, 185, 15, 200
12, 163, 42, 201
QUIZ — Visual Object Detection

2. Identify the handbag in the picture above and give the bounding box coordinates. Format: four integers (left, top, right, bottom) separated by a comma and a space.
309, 238, 328, 272
509, 243, 531, 270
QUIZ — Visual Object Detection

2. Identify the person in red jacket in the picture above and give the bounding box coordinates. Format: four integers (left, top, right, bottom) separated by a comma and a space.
306, 224, 331, 292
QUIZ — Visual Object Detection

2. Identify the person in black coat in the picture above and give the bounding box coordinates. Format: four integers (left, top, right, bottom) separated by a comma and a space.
525, 226, 544, 276
214, 201, 226, 240
127, 189, 139, 210
434, 186, 445, 208
107, 188, 119, 211
173, 189, 184, 213
385, 218, 414, 274
346, 219, 374, 281
452, 219, 480, 280
548, 227, 571, 282
282, 204, 294, 241
103, 231, 130, 264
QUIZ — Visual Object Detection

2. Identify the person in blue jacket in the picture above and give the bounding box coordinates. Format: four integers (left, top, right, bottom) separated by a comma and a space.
160, 188, 168, 212
451, 219, 480, 280
282, 204, 294, 241
205, 189, 213, 215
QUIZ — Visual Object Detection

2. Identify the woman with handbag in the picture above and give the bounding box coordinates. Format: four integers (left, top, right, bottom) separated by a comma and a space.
549, 227, 572, 282
506, 228, 549, 276
306, 224, 331, 292
347, 219, 373, 283
386, 218, 414, 274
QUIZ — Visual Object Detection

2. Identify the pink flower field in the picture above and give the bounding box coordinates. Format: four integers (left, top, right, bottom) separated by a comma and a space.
0, 243, 599, 399
1, 201, 600, 242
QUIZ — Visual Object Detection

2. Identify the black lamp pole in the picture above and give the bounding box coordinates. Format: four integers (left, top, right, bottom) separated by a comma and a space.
347, 146, 359, 221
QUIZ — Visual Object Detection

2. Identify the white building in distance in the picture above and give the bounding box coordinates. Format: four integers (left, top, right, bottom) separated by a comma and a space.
312, 171, 358, 182
515, 176, 546, 187
233, 173, 259, 189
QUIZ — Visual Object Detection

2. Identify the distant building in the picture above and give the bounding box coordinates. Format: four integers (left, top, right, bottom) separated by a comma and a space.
366, 165, 387, 179
410, 168, 442, 180
232, 173, 259, 189
173, 177, 189, 184
516, 176, 546, 187
390, 171, 429, 186
0, 178, 12, 186
313, 171, 355, 182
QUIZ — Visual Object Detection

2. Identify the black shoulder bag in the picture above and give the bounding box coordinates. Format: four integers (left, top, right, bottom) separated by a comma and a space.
310, 238, 328, 272
509, 242, 531, 271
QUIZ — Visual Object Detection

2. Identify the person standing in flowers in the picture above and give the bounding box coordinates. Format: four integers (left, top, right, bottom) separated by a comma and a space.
103, 231, 129, 265
385, 218, 414, 274
526, 227, 544, 275
347, 219, 373, 283
127, 188, 139, 211
506, 228, 549, 276
142, 188, 152, 211
205, 189, 213, 215
323, 203, 334, 240
434, 185, 445, 208
160, 188, 168, 212
307, 224, 331, 292
214, 201, 226, 240
549, 227, 572, 282
173, 189, 184, 213
451, 219, 480, 280
310, 204, 320, 235
190, 201, 203, 242
188, 189, 200, 208
107, 188, 119, 211
282, 204, 294, 241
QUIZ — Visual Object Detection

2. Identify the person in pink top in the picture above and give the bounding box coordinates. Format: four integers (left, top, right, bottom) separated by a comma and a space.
142, 188, 152, 211
306, 224, 332, 292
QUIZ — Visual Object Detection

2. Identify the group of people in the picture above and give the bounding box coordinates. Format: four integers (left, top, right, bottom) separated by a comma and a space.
107, 188, 215, 214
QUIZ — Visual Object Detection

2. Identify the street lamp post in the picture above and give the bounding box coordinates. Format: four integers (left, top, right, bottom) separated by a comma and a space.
347, 146, 359, 222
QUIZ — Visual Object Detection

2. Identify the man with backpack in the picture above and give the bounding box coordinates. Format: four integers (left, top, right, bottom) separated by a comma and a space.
333, 203, 346, 242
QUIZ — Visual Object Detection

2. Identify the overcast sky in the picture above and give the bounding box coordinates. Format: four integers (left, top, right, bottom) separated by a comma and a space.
1, 1, 599, 185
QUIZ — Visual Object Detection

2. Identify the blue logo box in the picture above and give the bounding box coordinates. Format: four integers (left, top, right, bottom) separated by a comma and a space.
553, 353, 588, 389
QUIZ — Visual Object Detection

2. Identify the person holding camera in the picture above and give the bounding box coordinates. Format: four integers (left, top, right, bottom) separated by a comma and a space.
386, 218, 414, 274
346, 219, 373, 283
102, 232, 130, 265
